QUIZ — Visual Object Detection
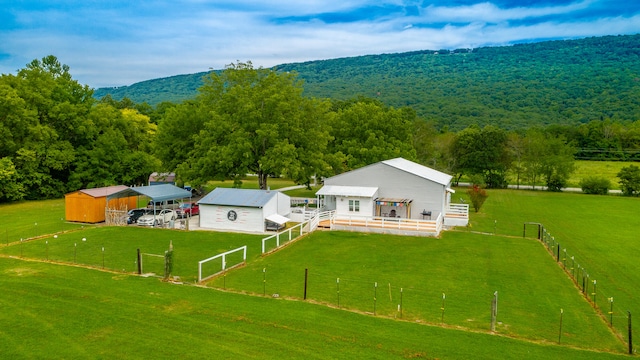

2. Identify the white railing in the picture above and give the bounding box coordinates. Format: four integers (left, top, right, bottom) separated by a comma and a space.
261, 210, 335, 254
198, 246, 247, 282
446, 203, 469, 217
331, 214, 440, 234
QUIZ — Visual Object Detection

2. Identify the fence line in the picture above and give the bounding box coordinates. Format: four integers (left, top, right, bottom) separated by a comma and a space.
527, 222, 633, 352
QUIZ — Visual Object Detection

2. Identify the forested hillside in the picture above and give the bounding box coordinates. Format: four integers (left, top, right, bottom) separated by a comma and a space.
95, 34, 640, 130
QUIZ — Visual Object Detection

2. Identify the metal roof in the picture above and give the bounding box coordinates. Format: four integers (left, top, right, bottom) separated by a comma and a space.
382, 158, 452, 186
198, 188, 278, 208
266, 213, 290, 225
106, 184, 191, 202
316, 185, 379, 197
74, 185, 130, 198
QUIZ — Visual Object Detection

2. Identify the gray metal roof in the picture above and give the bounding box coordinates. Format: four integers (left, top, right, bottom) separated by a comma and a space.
106, 184, 191, 202
198, 188, 278, 208
382, 158, 452, 186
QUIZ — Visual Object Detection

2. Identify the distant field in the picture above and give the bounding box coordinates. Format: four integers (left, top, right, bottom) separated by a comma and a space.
566, 160, 636, 189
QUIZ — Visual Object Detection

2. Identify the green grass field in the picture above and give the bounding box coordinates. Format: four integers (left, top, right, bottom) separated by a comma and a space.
467, 189, 640, 340
0, 257, 624, 360
1, 188, 639, 357
209, 230, 622, 351
566, 160, 636, 189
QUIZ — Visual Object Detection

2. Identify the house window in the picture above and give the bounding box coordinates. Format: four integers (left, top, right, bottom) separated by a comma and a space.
349, 200, 360, 212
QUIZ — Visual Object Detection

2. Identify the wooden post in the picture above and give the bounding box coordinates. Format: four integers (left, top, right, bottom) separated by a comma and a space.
491, 291, 498, 332
558, 309, 564, 344
303, 268, 308, 300
137, 248, 142, 274
629, 311, 633, 355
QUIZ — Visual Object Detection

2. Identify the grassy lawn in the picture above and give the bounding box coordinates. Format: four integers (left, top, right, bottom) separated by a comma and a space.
0, 226, 264, 283
0, 257, 627, 359
1, 188, 638, 357
0, 199, 86, 243
466, 189, 640, 340
208, 230, 622, 352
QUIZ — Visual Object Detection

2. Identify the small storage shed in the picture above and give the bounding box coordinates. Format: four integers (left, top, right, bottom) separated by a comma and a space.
198, 188, 290, 233
65, 185, 136, 223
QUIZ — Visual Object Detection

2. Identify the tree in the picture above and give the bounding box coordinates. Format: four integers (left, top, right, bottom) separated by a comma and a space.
618, 165, 640, 196
328, 98, 417, 171
452, 125, 510, 188
180, 61, 332, 190
538, 135, 576, 191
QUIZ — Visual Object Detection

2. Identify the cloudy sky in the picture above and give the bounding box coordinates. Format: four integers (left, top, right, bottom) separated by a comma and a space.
2, 0, 640, 88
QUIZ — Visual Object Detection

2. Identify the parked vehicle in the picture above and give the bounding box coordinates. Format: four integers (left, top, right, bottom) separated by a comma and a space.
137, 209, 177, 226
127, 208, 149, 224
176, 202, 199, 218
146, 199, 179, 210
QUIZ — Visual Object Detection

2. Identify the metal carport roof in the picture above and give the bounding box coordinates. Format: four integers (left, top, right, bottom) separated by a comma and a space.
106, 184, 191, 203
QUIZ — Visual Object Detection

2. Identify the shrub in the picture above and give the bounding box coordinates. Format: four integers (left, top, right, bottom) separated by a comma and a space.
618, 165, 640, 196
467, 185, 488, 213
579, 176, 611, 195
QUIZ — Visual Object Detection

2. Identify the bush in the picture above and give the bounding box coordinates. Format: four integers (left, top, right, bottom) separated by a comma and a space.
579, 176, 611, 195
618, 165, 640, 196
467, 185, 488, 213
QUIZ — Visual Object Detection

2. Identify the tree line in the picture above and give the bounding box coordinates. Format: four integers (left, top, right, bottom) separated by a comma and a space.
1, 56, 639, 202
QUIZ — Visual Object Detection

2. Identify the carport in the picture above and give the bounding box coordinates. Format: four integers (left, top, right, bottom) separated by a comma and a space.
106, 184, 192, 226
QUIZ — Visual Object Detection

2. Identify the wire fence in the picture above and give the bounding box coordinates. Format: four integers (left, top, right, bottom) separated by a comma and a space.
526, 222, 635, 354
2, 219, 86, 245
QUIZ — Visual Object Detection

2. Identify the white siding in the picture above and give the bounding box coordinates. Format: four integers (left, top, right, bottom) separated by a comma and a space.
199, 192, 290, 233
199, 205, 264, 233
334, 195, 376, 217
325, 163, 449, 219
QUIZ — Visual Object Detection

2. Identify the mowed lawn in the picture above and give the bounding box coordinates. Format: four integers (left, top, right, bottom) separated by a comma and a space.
465, 189, 640, 340
0, 199, 85, 243
208, 230, 622, 352
0, 225, 264, 284
0, 193, 637, 357
0, 257, 627, 360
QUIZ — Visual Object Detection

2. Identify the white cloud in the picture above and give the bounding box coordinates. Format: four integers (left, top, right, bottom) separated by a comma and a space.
1, 1, 639, 88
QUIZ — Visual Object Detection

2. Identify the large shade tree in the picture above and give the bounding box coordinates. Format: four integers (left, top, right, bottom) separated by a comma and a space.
179, 61, 332, 190
328, 98, 417, 171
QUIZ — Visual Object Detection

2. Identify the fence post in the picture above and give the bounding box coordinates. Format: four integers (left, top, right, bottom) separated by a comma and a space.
303, 268, 308, 300
337, 278, 340, 308
373, 282, 378, 316
263, 268, 266, 296
491, 291, 498, 332
629, 311, 633, 355
441, 293, 446, 324
609, 297, 614, 326
558, 308, 564, 344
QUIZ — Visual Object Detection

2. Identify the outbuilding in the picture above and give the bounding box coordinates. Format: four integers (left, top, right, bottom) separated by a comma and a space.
198, 188, 290, 233
148, 172, 176, 186
65, 185, 136, 223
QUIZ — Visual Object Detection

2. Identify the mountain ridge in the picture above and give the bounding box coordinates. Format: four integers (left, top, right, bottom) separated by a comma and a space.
94, 34, 640, 130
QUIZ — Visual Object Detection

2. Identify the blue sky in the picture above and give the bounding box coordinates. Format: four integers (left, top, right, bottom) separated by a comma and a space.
1, 0, 639, 88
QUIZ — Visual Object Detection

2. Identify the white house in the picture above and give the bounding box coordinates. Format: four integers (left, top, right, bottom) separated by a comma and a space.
316, 158, 468, 235
198, 188, 291, 233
